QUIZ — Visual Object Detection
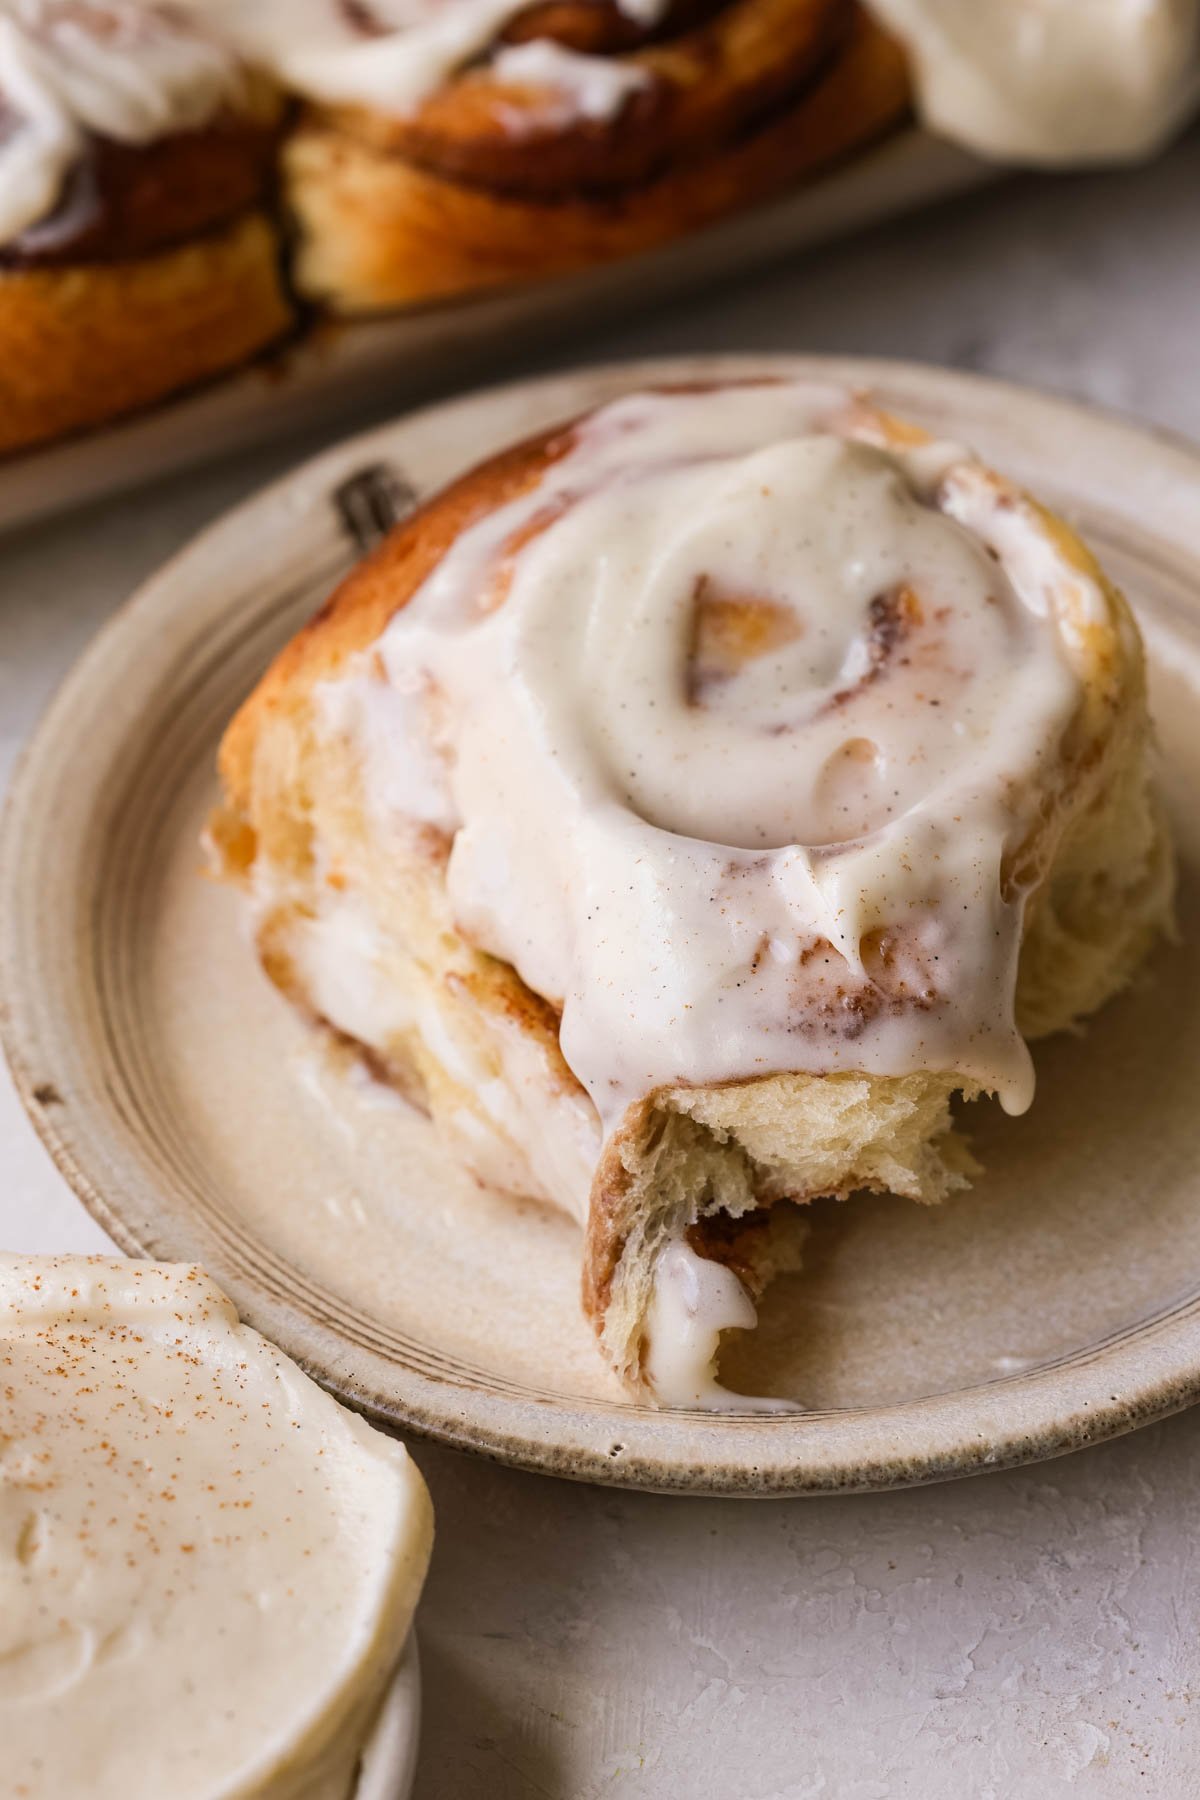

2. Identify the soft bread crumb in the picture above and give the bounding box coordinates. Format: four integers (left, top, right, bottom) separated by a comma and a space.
591, 1070, 980, 1383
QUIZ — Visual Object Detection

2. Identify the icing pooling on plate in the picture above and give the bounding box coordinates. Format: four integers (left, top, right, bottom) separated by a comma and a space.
643, 1239, 795, 1410
0, 1254, 432, 1800
0, 0, 246, 245
318, 380, 1092, 1126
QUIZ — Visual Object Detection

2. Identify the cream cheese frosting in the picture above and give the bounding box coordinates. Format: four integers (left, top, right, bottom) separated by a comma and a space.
312, 381, 1092, 1131
181, 0, 1200, 159
0, 0, 667, 245
488, 39, 653, 126
0, 1254, 433, 1800
866, 0, 1200, 164
184, 0, 667, 116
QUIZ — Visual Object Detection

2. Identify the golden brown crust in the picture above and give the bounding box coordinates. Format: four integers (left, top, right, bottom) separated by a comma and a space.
219, 421, 576, 808
580, 1124, 636, 1321
0, 211, 293, 456
285, 10, 910, 311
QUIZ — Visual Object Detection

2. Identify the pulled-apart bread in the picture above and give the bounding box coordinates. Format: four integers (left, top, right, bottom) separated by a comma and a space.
211, 378, 1173, 1405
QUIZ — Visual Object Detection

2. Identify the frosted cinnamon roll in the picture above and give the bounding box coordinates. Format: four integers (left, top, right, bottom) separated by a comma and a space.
245, 0, 908, 311
211, 378, 1173, 1406
0, 0, 291, 455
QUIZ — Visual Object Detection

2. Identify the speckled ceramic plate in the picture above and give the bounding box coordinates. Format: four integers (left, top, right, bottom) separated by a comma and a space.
3, 356, 1199, 1497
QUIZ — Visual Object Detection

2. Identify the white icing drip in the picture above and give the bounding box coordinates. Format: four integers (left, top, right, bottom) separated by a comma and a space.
183, 0, 668, 116
643, 1240, 794, 1410
866, 0, 1200, 165
490, 38, 651, 125
338, 381, 1090, 1126
314, 662, 458, 832
613, 0, 665, 22
0, 0, 246, 244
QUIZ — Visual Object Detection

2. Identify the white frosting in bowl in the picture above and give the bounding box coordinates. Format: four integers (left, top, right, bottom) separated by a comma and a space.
0, 1254, 432, 1799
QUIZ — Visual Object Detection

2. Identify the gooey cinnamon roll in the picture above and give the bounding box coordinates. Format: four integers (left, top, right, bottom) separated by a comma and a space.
0, 0, 291, 454
211, 378, 1173, 1406
243, 0, 909, 311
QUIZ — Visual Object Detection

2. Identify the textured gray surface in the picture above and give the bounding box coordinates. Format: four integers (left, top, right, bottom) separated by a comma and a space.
2, 127, 1199, 1799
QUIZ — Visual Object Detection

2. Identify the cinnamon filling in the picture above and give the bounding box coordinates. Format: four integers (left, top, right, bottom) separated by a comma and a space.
0, 113, 280, 267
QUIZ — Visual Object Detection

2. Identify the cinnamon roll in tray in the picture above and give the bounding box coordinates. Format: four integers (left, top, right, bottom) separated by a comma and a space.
211, 375, 1174, 1408
269, 0, 910, 311
5, 1, 1198, 452
0, 1, 293, 455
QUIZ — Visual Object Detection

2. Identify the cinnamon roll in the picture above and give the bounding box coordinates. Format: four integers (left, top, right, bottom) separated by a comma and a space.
212, 377, 1172, 1406
0, 0, 291, 455
261, 0, 910, 311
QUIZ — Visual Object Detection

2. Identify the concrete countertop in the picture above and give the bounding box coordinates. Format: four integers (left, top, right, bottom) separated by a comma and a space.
3, 129, 1199, 1800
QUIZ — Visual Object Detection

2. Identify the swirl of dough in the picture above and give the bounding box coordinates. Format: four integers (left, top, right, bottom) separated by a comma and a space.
0, 1, 247, 244
182, 0, 670, 118
530, 416, 1044, 854
321, 381, 1098, 1124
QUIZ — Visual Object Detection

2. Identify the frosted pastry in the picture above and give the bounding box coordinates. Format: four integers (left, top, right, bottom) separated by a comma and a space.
0, 0, 290, 454
242, 0, 910, 312
212, 377, 1173, 1406
5, 0, 1199, 457
1, 1254, 433, 1797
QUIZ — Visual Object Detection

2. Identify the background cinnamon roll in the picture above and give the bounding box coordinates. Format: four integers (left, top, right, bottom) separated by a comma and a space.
210, 376, 1173, 1407
0, 0, 292, 455
261, 0, 910, 311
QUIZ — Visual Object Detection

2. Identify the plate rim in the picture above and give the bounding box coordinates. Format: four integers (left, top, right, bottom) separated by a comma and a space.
4, 351, 1200, 1498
